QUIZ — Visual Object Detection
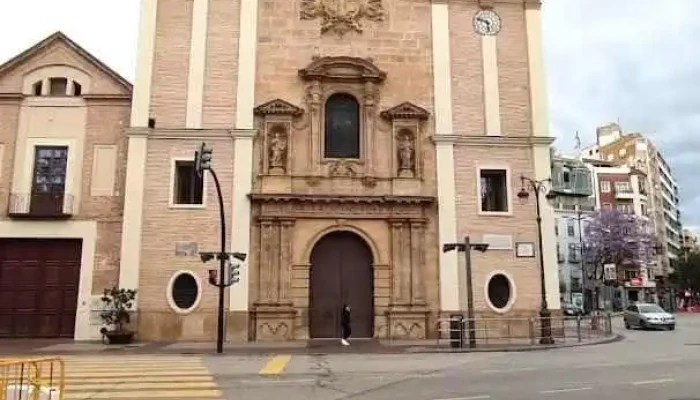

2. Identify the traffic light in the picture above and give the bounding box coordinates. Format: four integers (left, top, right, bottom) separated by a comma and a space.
195, 142, 213, 177
229, 263, 240, 285
208, 269, 218, 286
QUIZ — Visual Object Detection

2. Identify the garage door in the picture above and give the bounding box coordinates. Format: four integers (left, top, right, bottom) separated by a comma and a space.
0, 239, 82, 338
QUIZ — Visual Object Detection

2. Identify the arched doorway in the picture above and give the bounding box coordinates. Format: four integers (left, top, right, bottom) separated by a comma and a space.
309, 231, 374, 339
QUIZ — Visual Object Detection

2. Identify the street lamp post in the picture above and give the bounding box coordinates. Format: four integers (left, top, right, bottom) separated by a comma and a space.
517, 176, 556, 345
442, 236, 489, 349
194, 142, 247, 354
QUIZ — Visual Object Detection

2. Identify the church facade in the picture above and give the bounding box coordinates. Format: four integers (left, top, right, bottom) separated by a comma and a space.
119, 0, 559, 342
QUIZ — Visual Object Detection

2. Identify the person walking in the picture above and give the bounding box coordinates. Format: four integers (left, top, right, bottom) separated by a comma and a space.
341, 304, 351, 346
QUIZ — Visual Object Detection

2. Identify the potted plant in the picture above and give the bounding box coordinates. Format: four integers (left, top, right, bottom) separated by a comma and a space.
99, 287, 137, 345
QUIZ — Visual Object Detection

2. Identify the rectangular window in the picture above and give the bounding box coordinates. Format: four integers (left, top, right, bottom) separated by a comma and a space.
557, 244, 564, 263
567, 221, 575, 237
172, 160, 204, 205
49, 77, 68, 96
624, 270, 638, 280
617, 203, 633, 213
479, 169, 509, 213
554, 219, 559, 236
32, 146, 68, 194
615, 181, 632, 193
600, 180, 611, 193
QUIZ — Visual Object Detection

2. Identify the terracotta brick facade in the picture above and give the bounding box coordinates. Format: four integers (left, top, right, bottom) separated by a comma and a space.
0, 33, 132, 339
125, 0, 556, 342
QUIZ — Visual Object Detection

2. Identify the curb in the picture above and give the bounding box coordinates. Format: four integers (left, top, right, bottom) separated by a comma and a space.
0, 334, 625, 357
403, 333, 625, 354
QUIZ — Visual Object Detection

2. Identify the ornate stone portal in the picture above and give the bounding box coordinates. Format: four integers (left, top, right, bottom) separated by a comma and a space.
249, 56, 437, 341
249, 194, 435, 341
300, 0, 386, 35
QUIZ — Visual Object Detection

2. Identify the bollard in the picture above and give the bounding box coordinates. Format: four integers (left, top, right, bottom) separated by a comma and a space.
528, 317, 535, 345
576, 315, 582, 342
449, 314, 464, 349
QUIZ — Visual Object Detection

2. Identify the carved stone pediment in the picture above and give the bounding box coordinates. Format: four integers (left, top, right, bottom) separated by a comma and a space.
300, 0, 386, 35
299, 56, 387, 84
380, 102, 430, 121
254, 99, 304, 117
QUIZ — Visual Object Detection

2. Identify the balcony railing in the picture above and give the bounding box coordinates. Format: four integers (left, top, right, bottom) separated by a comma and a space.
8, 193, 75, 218
614, 189, 635, 199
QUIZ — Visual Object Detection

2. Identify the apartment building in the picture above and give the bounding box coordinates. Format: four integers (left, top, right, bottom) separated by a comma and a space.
586, 158, 657, 308
582, 123, 681, 279
550, 156, 594, 310
682, 229, 700, 254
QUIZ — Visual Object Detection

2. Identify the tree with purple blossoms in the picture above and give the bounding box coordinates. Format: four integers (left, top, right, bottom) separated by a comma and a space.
582, 209, 658, 304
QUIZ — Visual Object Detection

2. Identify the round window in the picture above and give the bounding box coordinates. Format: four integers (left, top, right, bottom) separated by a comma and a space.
487, 273, 512, 310
171, 273, 199, 311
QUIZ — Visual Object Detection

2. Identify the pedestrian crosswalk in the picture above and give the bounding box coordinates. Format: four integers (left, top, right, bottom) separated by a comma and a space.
2, 355, 223, 399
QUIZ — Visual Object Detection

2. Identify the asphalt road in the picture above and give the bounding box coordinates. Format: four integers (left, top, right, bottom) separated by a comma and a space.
207, 314, 700, 400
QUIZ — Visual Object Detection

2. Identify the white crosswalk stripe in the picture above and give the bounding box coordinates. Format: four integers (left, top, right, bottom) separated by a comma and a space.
2, 355, 223, 399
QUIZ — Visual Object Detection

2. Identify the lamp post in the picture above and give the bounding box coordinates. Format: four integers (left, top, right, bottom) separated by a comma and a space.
517, 175, 556, 345
194, 142, 247, 354
442, 236, 490, 349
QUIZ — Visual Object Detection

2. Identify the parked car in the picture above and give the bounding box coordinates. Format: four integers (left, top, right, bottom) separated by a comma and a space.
624, 302, 675, 330
562, 303, 584, 316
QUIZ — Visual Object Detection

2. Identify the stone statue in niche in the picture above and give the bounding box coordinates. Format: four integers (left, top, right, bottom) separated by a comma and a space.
396, 130, 415, 178
268, 129, 288, 174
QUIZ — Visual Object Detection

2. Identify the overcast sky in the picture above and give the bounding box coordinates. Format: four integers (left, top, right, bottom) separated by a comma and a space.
0, 0, 698, 233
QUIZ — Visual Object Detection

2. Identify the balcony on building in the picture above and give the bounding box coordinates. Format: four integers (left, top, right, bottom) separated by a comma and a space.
550, 158, 593, 198
614, 181, 635, 199
7, 192, 74, 219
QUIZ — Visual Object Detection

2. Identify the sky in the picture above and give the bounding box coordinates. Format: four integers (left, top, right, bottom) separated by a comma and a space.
0, 0, 698, 233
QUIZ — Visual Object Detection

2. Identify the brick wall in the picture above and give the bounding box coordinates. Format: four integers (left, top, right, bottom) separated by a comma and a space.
138, 137, 235, 340
0, 38, 131, 299
449, 0, 546, 313
149, 0, 193, 129
255, 0, 434, 115
202, 0, 241, 128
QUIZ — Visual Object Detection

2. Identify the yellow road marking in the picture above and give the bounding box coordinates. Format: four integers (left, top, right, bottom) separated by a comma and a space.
259, 354, 292, 375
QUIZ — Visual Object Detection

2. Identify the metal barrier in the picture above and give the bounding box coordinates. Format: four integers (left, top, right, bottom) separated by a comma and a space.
436, 314, 613, 348
0, 358, 64, 400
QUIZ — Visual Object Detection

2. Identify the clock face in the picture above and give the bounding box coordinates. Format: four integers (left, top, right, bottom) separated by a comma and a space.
473, 9, 501, 36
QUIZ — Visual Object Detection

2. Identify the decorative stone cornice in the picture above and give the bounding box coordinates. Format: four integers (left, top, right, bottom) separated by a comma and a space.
128, 128, 258, 139
0, 93, 24, 101
431, 135, 555, 147
254, 99, 304, 117
249, 193, 434, 205
83, 93, 132, 102
380, 102, 430, 121
299, 56, 387, 84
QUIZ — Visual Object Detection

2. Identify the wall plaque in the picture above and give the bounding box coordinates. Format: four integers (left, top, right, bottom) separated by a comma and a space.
175, 241, 198, 257
481, 234, 513, 250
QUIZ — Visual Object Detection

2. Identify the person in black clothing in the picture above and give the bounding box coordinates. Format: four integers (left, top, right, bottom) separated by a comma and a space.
341, 304, 351, 346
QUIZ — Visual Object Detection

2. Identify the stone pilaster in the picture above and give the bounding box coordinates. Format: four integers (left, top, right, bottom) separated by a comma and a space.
390, 219, 409, 305
409, 219, 426, 304
257, 218, 277, 303
278, 218, 295, 303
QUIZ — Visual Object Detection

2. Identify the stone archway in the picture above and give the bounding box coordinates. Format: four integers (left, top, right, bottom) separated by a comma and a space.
308, 231, 374, 339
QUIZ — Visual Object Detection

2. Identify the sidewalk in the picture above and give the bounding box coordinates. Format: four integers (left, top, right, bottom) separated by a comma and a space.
0, 334, 622, 357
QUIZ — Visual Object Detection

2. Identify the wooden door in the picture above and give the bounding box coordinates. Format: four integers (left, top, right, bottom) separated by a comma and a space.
309, 231, 374, 338
0, 239, 81, 338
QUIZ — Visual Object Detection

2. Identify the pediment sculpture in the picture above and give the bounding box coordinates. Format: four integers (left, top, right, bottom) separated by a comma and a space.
300, 0, 386, 35
380, 102, 430, 121
254, 99, 304, 117
298, 56, 387, 84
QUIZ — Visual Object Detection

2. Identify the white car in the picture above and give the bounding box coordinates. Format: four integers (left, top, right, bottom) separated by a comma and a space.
623, 303, 675, 331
